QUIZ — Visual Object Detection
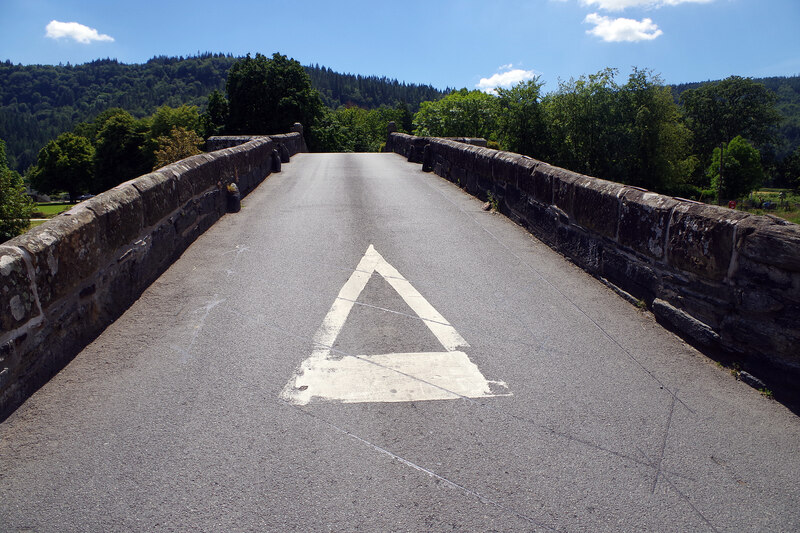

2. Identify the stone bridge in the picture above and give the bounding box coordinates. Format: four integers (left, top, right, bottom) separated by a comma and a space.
0, 128, 798, 531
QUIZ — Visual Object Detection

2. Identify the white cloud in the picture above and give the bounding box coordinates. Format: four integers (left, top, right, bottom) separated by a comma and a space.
45, 20, 114, 44
580, 0, 713, 11
476, 69, 538, 93
584, 13, 663, 41
498, 63, 514, 71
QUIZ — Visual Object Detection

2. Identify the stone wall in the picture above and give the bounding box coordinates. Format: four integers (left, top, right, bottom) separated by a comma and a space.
388, 133, 800, 399
0, 133, 304, 420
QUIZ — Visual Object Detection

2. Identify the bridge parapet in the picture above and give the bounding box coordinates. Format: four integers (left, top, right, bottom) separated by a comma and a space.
0, 132, 303, 420
388, 132, 800, 400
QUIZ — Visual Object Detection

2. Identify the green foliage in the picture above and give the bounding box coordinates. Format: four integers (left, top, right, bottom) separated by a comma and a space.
93, 110, 151, 192
680, 76, 781, 167
0, 54, 443, 173
30, 132, 94, 201
707, 136, 764, 201
543, 68, 624, 179
0, 139, 33, 241
779, 145, 800, 190
311, 105, 409, 153
149, 104, 201, 140
542, 68, 691, 191
496, 78, 548, 158
201, 89, 229, 136
413, 89, 499, 139
0, 55, 236, 172
153, 126, 204, 169
226, 53, 323, 136
305, 65, 445, 110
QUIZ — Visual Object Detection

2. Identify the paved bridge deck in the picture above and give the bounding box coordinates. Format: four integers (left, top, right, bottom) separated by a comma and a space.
1, 153, 798, 532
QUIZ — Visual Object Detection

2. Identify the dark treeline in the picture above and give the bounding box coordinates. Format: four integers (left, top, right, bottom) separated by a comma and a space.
673, 75, 800, 163
0, 55, 447, 172
305, 64, 447, 110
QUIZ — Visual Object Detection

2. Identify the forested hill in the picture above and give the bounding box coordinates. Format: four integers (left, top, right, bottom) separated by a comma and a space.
305, 64, 446, 109
0, 54, 447, 171
672, 75, 800, 160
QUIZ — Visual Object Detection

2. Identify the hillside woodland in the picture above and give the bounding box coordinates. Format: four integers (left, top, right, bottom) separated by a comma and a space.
0, 54, 445, 171
1, 54, 798, 242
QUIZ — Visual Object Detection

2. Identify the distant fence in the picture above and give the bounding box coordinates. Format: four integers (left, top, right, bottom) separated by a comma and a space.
0, 131, 305, 420
387, 132, 800, 400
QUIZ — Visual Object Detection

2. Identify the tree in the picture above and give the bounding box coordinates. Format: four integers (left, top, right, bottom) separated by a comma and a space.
542, 68, 692, 192
201, 89, 229, 136
93, 111, 151, 193
149, 104, 201, 140
496, 78, 548, 158
226, 53, 323, 135
413, 89, 499, 139
617, 68, 693, 192
0, 139, 33, 241
707, 135, 764, 201
780, 145, 800, 190
30, 132, 94, 201
309, 105, 406, 153
543, 68, 623, 179
681, 76, 781, 162
153, 126, 204, 169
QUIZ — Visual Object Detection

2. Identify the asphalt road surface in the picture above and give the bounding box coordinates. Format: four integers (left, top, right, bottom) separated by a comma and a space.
1, 153, 799, 532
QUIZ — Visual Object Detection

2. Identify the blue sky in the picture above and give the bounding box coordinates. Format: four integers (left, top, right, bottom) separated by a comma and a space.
1, 0, 798, 93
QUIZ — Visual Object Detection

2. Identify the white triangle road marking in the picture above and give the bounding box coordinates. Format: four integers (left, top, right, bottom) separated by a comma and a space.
280, 245, 510, 405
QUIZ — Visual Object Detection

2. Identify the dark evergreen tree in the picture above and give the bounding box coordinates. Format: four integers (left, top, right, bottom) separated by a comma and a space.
226, 53, 323, 135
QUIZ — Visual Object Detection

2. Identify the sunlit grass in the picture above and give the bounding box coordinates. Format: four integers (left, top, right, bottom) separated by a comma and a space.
736, 189, 800, 225
32, 202, 72, 217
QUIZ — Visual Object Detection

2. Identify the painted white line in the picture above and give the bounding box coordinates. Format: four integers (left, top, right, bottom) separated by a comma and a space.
281, 245, 508, 405
373, 248, 468, 351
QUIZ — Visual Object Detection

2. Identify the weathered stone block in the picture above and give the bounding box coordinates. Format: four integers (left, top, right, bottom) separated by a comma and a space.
666, 203, 748, 281
551, 167, 584, 219
600, 248, 659, 301
522, 200, 559, 245
492, 151, 525, 186
556, 224, 601, 273
652, 298, 720, 348
735, 216, 800, 272
525, 163, 554, 205
84, 183, 145, 253
619, 189, 678, 260
513, 157, 538, 197
659, 267, 736, 327
474, 147, 495, 179
0, 246, 39, 331
571, 177, 622, 240
14, 207, 101, 307
132, 172, 181, 228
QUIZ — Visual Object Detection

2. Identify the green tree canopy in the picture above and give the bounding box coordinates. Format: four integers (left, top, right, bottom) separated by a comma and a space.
94, 111, 151, 193
496, 78, 548, 159
226, 53, 323, 135
30, 132, 95, 201
153, 126, 204, 169
617, 68, 693, 192
201, 89, 229, 136
542, 68, 692, 192
707, 135, 764, 201
413, 89, 499, 139
0, 139, 33, 241
680, 76, 781, 161
149, 104, 201, 140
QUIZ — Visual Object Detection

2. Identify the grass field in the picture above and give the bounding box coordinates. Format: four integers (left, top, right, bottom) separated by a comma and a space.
737, 189, 800, 224
32, 202, 73, 217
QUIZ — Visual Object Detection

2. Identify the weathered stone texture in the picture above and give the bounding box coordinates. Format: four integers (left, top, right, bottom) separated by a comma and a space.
1, 133, 305, 420
387, 131, 800, 398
